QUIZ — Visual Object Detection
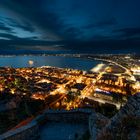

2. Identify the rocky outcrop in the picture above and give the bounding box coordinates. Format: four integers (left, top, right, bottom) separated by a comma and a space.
89, 112, 109, 140
90, 93, 140, 140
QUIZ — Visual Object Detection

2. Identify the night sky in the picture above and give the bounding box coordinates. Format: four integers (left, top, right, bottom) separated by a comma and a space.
0, 0, 140, 53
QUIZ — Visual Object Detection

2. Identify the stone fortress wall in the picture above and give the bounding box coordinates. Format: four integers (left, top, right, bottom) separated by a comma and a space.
0, 109, 93, 140
0, 93, 139, 140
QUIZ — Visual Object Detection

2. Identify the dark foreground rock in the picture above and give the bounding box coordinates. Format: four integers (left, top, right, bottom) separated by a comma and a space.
90, 93, 140, 140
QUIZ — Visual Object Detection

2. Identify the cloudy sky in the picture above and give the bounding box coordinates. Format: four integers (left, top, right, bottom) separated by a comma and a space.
0, 0, 140, 53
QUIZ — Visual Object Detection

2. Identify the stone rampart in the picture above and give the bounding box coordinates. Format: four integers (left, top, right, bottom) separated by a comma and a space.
0, 108, 93, 140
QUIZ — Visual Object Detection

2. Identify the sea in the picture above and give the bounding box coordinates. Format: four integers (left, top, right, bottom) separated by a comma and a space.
0, 55, 100, 71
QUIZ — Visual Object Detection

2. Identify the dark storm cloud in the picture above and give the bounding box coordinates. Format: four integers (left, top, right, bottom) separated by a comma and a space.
85, 17, 118, 29
0, 21, 13, 33
6, 18, 35, 33
0, 0, 140, 53
0, 33, 38, 41
0, 33, 19, 40
115, 28, 140, 38
0, 33, 62, 50
64, 39, 140, 54
0, 32, 60, 45
0, 0, 63, 40
1, 0, 140, 40
63, 27, 83, 40
2, 0, 82, 41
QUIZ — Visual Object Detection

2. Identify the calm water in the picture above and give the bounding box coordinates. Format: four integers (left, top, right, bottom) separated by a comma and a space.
0, 56, 99, 71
